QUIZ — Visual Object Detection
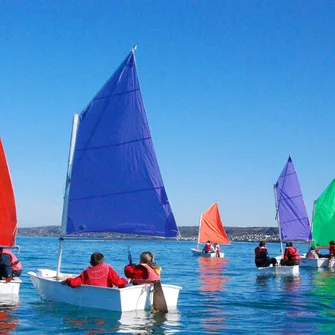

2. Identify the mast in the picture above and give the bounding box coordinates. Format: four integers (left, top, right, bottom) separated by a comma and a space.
274, 184, 284, 256
310, 200, 316, 248
197, 214, 202, 250
56, 114, 80, 278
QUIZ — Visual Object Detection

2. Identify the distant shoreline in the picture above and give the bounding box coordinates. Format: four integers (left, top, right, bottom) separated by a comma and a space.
17, 225, 280, 242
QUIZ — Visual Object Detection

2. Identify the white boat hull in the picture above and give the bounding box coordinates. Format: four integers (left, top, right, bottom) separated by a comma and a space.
28, 269, 181, 312
0, 277, 22, 295
300, 257, 335, 268
258, 265, 299, 276
191, 248, 224, 258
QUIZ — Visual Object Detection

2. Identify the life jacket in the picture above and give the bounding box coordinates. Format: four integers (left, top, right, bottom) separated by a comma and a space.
215, 245, 220, 253
85, 263, 110, 287
1, 249, 22, 271
286, 247, 301, 261
136, 263, 160, 284
205, 243, 212, 252
329, 244, 335, 256
255, 246, 267, 261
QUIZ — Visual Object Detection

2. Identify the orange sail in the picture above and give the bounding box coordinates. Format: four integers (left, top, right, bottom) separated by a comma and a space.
0, 139, 17, 247
198, 203, 230, 244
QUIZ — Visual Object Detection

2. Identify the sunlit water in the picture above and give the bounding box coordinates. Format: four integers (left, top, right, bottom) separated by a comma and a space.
2, 237, 335, 334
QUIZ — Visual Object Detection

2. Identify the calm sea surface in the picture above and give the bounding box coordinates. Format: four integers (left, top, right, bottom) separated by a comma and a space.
2, 237, 335, 334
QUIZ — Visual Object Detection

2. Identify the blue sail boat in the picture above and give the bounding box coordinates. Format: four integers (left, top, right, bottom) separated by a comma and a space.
28, 46, 181, 312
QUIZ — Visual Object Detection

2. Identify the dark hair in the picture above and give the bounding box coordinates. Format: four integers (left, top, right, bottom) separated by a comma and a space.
286, 242, 293, 247
140, 251, 160, 270
90, 252, 104, 266
310, 246, 316, 250
259, 241, 266, 247
330, 241, 335, 245
207, 241, 211, 243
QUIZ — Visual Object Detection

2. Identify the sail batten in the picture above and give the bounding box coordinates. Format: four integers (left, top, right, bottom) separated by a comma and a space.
198, 203, 230, 245
312, 179, 335, 247
275, 156, 311, 241
0, 139, 17, 247
65, 50, 178, 238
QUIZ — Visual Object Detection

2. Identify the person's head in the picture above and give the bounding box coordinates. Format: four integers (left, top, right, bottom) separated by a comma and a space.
310, 246, 316, 251
259, 241, 266, 247
140, 252, 154, 264
214, 243, 217, 247
286, 242, 293, 247
90, 252, 104, 266
330, 240, 334, 245
207, 241, 211, 244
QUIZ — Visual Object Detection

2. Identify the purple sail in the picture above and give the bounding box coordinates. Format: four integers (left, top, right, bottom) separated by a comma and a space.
275, 156, 311, 241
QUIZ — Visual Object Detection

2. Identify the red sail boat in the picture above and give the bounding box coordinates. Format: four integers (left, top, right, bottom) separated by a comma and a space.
0, 138, 22, 294
191, 202, 230, 258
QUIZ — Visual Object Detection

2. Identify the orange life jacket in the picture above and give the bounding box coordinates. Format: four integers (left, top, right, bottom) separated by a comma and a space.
1, 249, 22, 271
286, 247, 301, 261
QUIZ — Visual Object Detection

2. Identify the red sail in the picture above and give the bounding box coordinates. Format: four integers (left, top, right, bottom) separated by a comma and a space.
0, 139, 17, 247
199, 203, 230, 244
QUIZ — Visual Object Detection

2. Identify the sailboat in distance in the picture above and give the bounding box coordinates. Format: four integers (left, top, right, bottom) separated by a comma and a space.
0, 138, 22, 295
191, 202, 230, 258
28, 46, 182, 312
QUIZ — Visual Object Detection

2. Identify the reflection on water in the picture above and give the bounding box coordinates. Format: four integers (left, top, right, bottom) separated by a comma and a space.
198, 257, 228, 293
280, 275, 302, 292
33, 301, 181, 334
0, 296, 19, 335
197, 257, 228, 333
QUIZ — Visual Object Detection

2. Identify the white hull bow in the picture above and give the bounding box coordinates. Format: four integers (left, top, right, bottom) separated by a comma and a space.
191, 248, 224, 258
0, 277, 22, 295
300, 257, 335, 268
28, 269, 181, 312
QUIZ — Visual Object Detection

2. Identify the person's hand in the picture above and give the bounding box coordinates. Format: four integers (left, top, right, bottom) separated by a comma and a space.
5, 277, 12, 283
127, 278, 132, 284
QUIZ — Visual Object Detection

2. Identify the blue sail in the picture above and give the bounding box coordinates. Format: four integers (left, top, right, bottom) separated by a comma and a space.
66, 50, 178, 237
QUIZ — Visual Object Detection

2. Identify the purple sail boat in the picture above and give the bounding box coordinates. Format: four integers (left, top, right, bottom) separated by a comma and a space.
274, 156, 311, 247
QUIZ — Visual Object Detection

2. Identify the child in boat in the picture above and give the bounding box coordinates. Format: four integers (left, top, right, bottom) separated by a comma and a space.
213, 243, 221, 257
202, 241, 215, 253
280, 242, 301, 266
0, 247, 22, 282
306, 246, 319, 259
124, 251, 161, 283
254, 241, 277, 267
63, 252, 129, 288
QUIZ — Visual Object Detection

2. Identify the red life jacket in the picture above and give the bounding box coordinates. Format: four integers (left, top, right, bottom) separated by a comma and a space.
205, 243, 212, 252
329, 245, 335, 256
136, 263, 160, 284
1, 249, 22, 271
286, 247, 301, 261
85, 263, 110, 287
255, 246, 267, 261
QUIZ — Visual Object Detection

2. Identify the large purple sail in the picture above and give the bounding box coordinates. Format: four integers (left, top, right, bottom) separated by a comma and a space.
275, 156, 311, 241
66, 49, 178, 238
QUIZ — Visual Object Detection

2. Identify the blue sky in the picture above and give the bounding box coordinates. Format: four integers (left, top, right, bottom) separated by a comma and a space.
1, 1, 335, 228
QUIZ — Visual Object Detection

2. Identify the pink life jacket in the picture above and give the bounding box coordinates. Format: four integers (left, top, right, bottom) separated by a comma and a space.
1, 249, 22, 271
85, 263, 110, 287
136, 263, 160, 284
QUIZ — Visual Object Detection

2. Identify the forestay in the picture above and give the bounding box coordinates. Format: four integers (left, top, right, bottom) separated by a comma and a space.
312, 179, 335, 248
274, 156, 311, 242
64, 50, 178, 238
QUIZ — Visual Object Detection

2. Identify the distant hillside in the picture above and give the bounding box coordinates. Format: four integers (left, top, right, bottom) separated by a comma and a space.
18, 225, 279, 242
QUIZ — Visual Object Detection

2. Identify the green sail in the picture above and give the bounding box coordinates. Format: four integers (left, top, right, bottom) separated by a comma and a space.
312, 179, 335, 247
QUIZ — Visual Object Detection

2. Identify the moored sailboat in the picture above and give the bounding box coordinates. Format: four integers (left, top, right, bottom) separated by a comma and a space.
259, 156, 310, 275
191, 202, 230, 258
28, 46, 181, 312
301, 178, 335, 268
0, 139, 22, 295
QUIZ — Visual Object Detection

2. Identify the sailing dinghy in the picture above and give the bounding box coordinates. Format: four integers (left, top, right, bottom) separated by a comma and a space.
0, 139, 22, 295
259, 156, 310, 275
28, 46, 181, 312
191, 202, 230, 258
301, 179, 335, 268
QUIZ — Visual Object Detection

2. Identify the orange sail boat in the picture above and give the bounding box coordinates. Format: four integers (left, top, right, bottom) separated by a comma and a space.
0, 138, 22, 294
191, 202, 230, 258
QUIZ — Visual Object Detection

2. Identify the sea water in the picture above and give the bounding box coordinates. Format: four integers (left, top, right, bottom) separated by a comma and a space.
1, 236, 335, 334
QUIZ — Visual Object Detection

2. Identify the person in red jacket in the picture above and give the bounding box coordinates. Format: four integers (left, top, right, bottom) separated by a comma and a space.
0, 247, 22, 282
280, 242, 301, 266
124, 251, 161, 284
254, 241, 277, 267
329, 241, 335, 259
63, 252, 129, 288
